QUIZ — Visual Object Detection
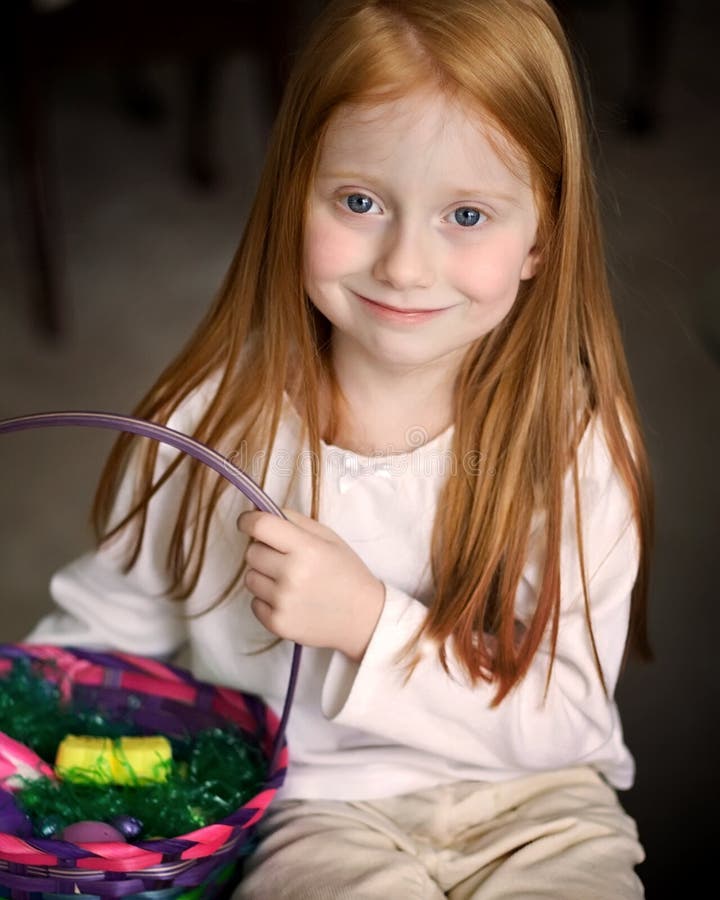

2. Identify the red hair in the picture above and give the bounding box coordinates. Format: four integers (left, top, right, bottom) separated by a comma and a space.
93, 0, 653, 703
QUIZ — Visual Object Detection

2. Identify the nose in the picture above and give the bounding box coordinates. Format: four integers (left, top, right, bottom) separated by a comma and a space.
371, 220, 436, 291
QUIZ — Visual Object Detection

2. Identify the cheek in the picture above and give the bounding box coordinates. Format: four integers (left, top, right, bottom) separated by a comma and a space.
449, 235, 532, 304
304, 213, 365, 284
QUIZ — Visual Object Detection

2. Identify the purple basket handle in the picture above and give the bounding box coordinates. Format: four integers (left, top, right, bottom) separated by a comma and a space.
0, 410, 301, 773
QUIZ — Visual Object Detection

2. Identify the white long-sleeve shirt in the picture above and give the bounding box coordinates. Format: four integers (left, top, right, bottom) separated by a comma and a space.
26, 385, 639, 799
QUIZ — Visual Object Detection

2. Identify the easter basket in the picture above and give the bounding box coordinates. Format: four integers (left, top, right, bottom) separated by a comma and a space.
0, 412, 303, 900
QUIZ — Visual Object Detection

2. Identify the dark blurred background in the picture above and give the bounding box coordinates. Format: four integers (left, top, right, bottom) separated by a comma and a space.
0, 1, 718, 896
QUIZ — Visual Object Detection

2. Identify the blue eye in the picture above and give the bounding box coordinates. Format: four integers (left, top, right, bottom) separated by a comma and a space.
453, 207, 486, 227
345, 193, 375, 214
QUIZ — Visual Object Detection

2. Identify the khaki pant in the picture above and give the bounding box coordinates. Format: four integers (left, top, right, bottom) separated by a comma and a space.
233, 766, 644, 899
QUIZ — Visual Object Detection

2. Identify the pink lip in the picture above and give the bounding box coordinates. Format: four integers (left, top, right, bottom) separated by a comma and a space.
354, 294, 449, 322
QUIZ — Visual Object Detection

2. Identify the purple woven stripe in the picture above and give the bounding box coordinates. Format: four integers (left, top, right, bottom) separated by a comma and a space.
0, 872, 147, 895
63, 649, 203, 689
70, 685, 267, 742
238, 694, 267, 733
25, 838, 89, 861
0, 645, 34, 663
220, 807, 261, 829
82, 651, 211, 694
0, 845, 245, 896
134, 839, 192, 857
64, 649, 157, 675
186, 683, 215, 713
171, 847, 242, 887
263, 769, 287, 790
0, 853, 241, 896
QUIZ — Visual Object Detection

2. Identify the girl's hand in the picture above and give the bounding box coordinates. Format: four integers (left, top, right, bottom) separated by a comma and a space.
237, 508, 385, 662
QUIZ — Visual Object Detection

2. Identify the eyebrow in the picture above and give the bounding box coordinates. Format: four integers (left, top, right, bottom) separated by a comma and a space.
317, 171, 523, 205
449, 187, 522, 205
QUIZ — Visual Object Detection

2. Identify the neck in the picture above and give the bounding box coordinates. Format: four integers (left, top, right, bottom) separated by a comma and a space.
328, 337, 458, 454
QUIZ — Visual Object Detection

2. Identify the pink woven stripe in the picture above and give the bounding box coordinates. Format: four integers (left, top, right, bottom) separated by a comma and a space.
0, 834, 57, 865
180, 824, 233, 844
76, 847, 164, 871
117, 672, 198, 703
0, 660, 12, 675
62, 664, 105, 686
276, 746, 289, 769
260, 707, 284, 759
212, 690, 255, 731
112, 653, 184, 683
18, 644, 75, 667
17, 645, 105, 700
20, 648, 107, 705
71, 840, 147, 859
264, 706, 281, 732
245, 789, 275, 816
180, 838, 226, 860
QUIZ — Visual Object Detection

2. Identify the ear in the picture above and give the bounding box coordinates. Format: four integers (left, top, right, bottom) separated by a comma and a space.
520, 244, 542, 281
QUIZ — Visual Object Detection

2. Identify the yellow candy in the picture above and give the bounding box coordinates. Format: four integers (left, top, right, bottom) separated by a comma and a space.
55, 735, 172, 785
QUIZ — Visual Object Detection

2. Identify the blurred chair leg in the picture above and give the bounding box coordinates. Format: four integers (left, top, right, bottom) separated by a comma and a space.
8, 24, 64, 337
3, 0, 294, 336
19, 79, 63, 336
186, 57, 219, 188
624, 0, 673, 134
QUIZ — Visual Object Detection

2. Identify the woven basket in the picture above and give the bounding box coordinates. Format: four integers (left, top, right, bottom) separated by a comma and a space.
0, 412, 303, 899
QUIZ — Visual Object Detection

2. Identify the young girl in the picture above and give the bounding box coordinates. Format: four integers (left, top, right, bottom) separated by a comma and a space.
27, 0, 653, 896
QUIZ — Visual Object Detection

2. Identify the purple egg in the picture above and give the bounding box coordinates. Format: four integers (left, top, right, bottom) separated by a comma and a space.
60, 820, 127, 843
110, 814, 143, 839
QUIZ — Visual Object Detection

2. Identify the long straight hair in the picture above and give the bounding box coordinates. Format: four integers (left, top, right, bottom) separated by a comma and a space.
93, 0, 653, 703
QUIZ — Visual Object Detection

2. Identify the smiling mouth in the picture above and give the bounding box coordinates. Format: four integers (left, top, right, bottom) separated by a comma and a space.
355, 294, 448, 314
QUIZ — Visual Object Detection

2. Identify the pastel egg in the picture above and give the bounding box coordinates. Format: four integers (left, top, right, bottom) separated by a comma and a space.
110, 814, 143, 839
60, 820, 127, 843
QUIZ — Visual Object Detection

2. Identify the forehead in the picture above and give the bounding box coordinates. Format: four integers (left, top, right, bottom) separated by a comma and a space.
317, 90, 534, 196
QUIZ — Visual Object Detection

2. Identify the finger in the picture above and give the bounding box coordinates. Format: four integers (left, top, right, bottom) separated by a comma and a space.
280, 508, 333, 538
245, 540, 286, 580
244, 568, 277, 602
236, 510, 262, 531
250, 595, 278, 634
237, 510, 298, 552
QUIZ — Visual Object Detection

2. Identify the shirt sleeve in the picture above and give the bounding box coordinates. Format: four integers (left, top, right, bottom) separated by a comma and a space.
25, 553, 188, 658
320, 418, 639, 776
